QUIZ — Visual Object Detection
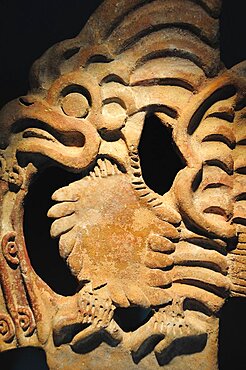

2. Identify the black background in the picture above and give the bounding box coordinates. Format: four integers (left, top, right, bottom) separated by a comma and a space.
0, 1, 245, 369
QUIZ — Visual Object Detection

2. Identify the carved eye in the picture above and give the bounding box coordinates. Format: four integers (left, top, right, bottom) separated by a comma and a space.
61, 85, 91, 118
102, 99, 127, 131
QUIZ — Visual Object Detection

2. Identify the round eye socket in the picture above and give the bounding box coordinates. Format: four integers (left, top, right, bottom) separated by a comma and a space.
102, 101, 127, 131
61, 92, 90, 118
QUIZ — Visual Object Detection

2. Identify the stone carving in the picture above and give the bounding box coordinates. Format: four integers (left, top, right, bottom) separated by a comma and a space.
0, 0, 245, 368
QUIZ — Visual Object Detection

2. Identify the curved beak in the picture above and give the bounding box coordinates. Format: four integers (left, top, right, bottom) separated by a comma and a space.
0, 95, 100, 171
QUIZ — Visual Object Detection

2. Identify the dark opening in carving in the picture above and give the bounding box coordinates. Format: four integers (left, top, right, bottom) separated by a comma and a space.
138, 114, 184, 195
0, 347, 49, 370
24, 166, 80, 296
219, 298, 246, 370
113, 306, 154, 332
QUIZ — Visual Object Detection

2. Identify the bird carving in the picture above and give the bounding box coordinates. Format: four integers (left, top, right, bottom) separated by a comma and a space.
0, 0, 245, 364
47, 157, 176, 308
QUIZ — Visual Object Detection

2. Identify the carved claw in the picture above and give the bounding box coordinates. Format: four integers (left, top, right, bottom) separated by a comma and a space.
70, 290, 122, 352
53, 290, 122, 350
130, 298, 208, 364
78, 290, 115, 327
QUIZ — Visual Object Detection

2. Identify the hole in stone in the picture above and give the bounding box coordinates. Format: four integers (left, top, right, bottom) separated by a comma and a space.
138, 114, 184, 195
113, 306, 154, 332
24, 166, 81, 296
219, 298, 246, 370
0, 347, 49, 370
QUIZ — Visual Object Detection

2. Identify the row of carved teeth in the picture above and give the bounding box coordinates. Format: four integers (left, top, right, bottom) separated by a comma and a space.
130, 152, 163, 208
89, 158, 121, 179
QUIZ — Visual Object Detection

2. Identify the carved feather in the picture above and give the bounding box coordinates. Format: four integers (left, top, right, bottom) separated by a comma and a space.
30, 0, 222, 92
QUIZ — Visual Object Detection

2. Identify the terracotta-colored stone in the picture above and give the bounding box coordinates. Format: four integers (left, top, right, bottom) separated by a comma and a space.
0, 0, 245, 369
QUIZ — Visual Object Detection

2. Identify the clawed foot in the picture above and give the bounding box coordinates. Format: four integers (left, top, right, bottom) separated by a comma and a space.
53, 292, 209, 364
70, 291, 122, 352
53, 290, 122, 350
129, 298, 208, 364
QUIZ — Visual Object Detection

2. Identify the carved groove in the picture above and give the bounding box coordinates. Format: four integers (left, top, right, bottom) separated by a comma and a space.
135, 50, 208, 75
188, 85, 236, 135
0, 0, 244, 368
104, 0, 220, 42
131, 77, 195, 91
117, 24, 218, 54
14, 119, 86, 148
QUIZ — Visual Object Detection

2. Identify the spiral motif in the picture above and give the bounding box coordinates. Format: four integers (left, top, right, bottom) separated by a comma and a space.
17, 307, 36, 337
0, 313, 15, 343
1, 232, 19, 266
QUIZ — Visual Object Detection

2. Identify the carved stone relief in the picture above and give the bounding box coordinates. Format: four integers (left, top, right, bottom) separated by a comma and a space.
0, 0, 245, 369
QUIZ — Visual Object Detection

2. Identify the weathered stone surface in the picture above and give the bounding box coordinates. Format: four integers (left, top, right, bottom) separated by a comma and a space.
0, 0, 245, 369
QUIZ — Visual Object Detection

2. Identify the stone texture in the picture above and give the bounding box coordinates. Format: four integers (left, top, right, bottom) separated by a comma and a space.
0, 0, 245, 369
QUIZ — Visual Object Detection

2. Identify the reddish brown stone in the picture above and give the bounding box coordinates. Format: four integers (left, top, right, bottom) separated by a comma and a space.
0, 1, 245, 369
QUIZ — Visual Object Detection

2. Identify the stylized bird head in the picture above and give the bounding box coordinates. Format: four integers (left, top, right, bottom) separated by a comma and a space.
0, 0, 222, 174
1, 0, 246, 365
1, 0, 243, 311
